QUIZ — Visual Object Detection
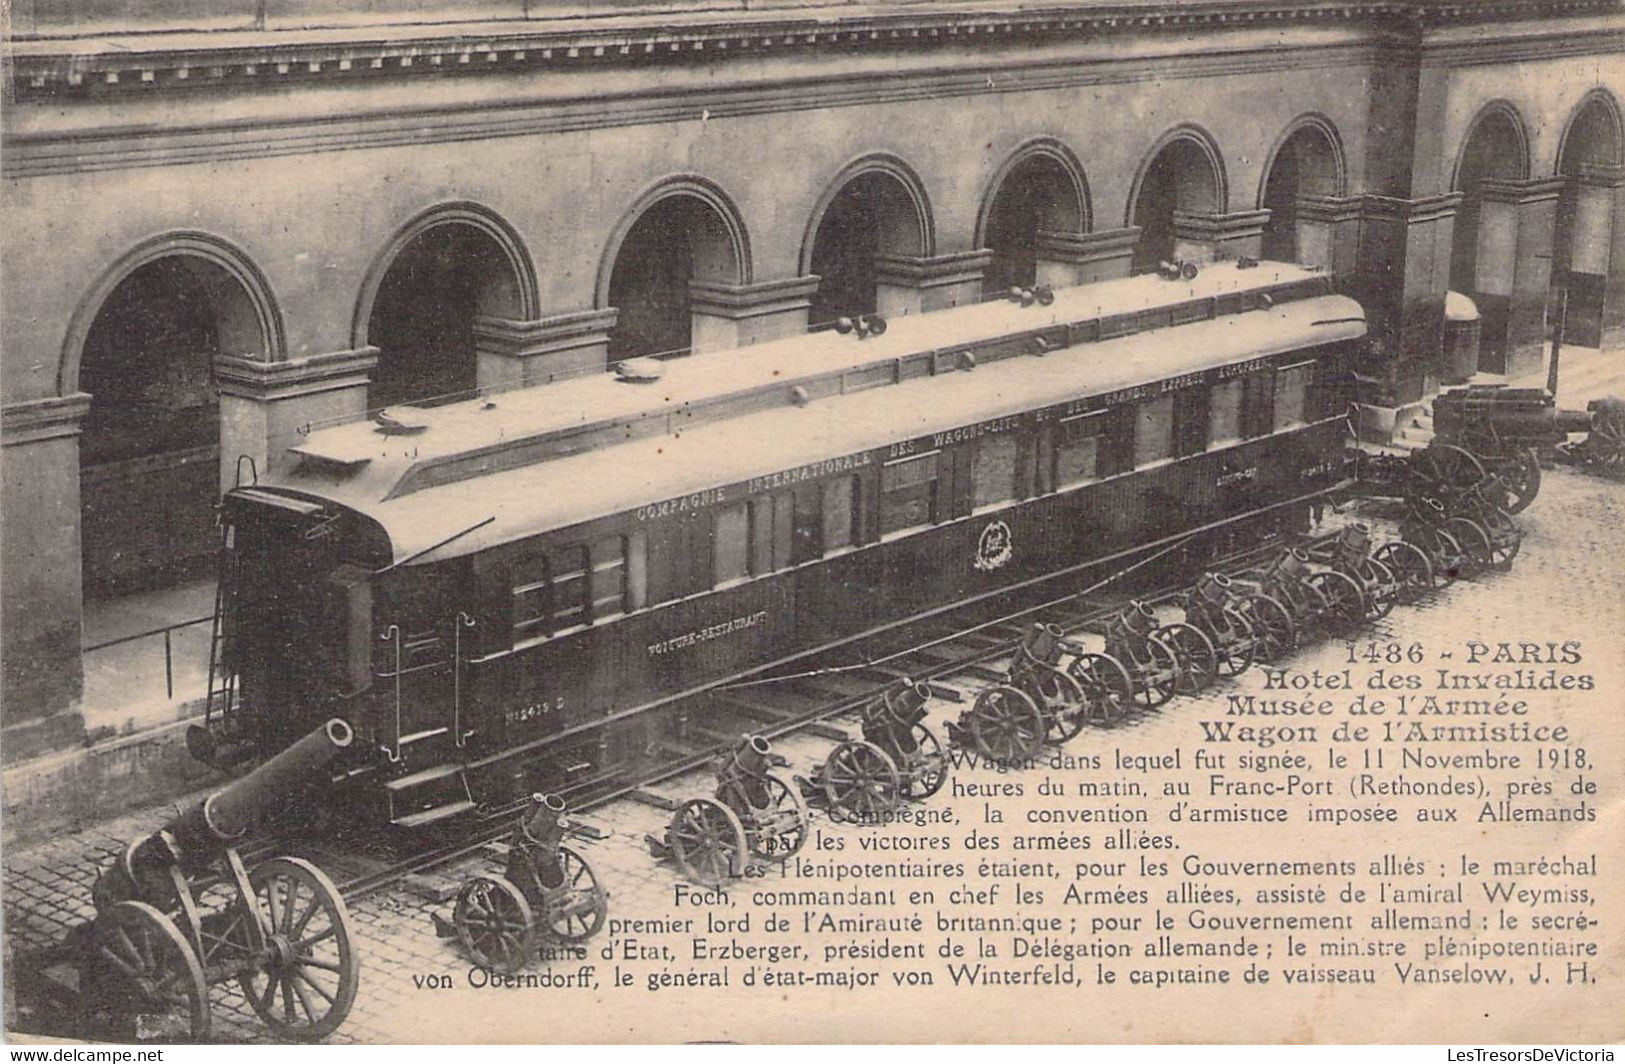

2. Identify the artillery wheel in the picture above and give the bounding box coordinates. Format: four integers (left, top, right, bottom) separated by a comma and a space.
1020, 665, 1088, 745
1125, 637, 1180, 710
744, 773, 810, 860
901, 724, 949, 800
539, 847, 609, 945
1065, 652, 1135, 725
1358, 559, 1398, 621
1443, 517, 1493, 579
1427, 528, 1467, 586
1372, 542, 1434, 603
669, 798, 747, 887
1239, 594, 1296, 662
820, 740, 902, 823
1499, 447, 1541, 514
1207, 607, 1256, 676
966, 685, 1046, 761
1479, 510, 1523, 568
1305, 570, 1366, 635
1415, 442, 1486, 497
1587, 413, 1625, 476
453, 876, 533, 976
92, 900, 212, 1042
240, 857, 360, 1041
1153, 623, 1218, 695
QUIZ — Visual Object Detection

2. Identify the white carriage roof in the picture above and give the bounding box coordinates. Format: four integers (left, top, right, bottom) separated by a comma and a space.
275, 290, 1363, 565
285, 261, 1326, 507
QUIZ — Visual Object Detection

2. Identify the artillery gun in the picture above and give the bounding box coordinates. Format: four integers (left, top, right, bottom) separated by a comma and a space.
800, 680, 948, 821
45, 720, 361, 1042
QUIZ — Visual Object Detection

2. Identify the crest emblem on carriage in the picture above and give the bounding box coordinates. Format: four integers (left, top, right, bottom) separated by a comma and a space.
974, 520, 1014, 572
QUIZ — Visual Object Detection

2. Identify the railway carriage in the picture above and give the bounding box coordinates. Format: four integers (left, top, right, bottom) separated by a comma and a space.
200, 262, 1364, 828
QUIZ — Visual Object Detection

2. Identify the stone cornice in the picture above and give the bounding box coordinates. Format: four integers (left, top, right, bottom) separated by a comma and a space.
0, 393, 92, 447
688, 277, 822, 320
1478, 176, 1568, 205
1361, 191, 1464, 224
7, 0, 1617, 102
214, 348, 379, 401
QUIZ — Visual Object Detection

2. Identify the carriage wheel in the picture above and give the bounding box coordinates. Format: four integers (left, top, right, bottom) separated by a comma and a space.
240, 857, 359, 1041
539, 847, 609, 945
744, 773, 810, 860
453, 876, 533, 975
1305, 571, 1366, 635
1443, 517, 1492, 579
1426, 528, 1467, 586
901, 724, 949, 800
1128, 637, 1180, 710
668, 798, 747, 887
1153, 623, 1218, 695
1588, 415, 1625, 476
1209, 607, 1256, 676
820, 740, 902, 822
1480, 510, 1523, 568
1239, 594, 1296, 662
1499, 447, 1541, 514
1066, 652, 1135, 725
1372, 542, 1435, 603
92, 901, 212, 1042
1415, 443, 1485, 496
967, 685, 1046, 760
1020, 666, 1088, 745
1358, 559, 1398, 620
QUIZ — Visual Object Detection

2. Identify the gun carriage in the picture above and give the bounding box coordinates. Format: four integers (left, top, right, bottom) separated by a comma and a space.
1178, 572, 1262, 676
1235, 546, 1366, 640
649, 736, 808, 887
800, 681, 949, 821
65, 720, 361, 1042
1299, 523, 1434, 619
433, 793, 609, 974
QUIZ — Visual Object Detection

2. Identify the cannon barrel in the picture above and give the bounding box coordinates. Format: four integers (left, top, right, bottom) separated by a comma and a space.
1554, 408, 1595, 435
172, 718, 354, 853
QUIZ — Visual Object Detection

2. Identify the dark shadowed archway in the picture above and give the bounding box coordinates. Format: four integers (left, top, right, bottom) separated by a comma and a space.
1128, 129, 1225, 273
1259, 118, 1346, 263
978, 142, 1089, 297
1449, 103, 1531, 295
804, 160, 931, 326
1553, 91, 1624, 345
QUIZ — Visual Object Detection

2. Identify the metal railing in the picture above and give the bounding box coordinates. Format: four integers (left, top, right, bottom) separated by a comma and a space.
82, 613, 213, 701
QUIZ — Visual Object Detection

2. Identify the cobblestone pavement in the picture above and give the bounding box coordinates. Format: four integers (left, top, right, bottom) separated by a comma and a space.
5, 452, 1622, 1044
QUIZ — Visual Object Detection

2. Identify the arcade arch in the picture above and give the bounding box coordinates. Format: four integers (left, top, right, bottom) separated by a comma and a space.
601, 182, 749, 363
1128, 129, 1226, 274
1258, 118, 1346, 264
978, 142, 1090, 297
1448, 103, 1531, 297
803, 159, 932, 326
1553, 91, 1624, 345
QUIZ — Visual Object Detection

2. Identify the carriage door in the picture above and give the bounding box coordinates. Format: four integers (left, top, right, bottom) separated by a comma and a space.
373, 565, 464, 768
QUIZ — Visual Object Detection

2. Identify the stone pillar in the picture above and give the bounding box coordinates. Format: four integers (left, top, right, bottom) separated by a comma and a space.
474, 309, 618, 387
2, 393, 91, 763
1172, 209, 1272, 263
874, 250, 994, 317
1032, 227, 1141, 287
1471, 177, 1562, 377
1562, 163, 1625, 350
215, 348, 378, 482
688, 276, 822, 353
1293, 195, 1364, 280
1352, 192, 1460, 435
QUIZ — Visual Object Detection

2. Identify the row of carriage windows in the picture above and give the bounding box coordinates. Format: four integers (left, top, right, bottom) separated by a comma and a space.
504, 359, 1321, 646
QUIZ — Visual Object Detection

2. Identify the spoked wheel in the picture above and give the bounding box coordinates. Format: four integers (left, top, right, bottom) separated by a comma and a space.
1479, 510, 1523, 568
1425, 528, 1467, 585
1498, 447, 1541, 513
1587, 415, 1625, 477
819, 741, 902, 823
241, 857, 360, 1041
1444, 517, 1493, 579
1356, 559, 1398, 621
966, 685, 1046, 761
1239, 594, 1296, 662
900, 724, 949, 800
1205, 608, 1256, 676
1124, 638, 1180, 709
453, 876, 533, 976
743, 773, 809, 860
1415, 442, 1486, 497
1305, 571, 1366, 635
92, 901, 212, 1042
1019, 665, 1087, 745
668, 797, 747, 887
538, 847, 609, 945
1373, 542, 1435, 603
1153, 623, 1218, 695
1066, 652, 1135, 725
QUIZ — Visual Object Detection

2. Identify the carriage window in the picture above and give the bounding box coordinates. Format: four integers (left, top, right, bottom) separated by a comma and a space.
1132, 395, 1176, 467
589, 535, 629, 620
1174, 387, 1210, 457
511, 544, 588, 640
823, 476, 859, 553
713, 503, 752, 586
972, 434, 1019, 510
1210, 379, 1245, 444
1242, 372, 1275, 438
547, 545, 589, 630
1030, 425, 1056, 495
751, 493, 794, 574
880, 452, 939, 537
1056, 410, 1108, 487
511, 555, 550, 639
1274, 360, 1315, 430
